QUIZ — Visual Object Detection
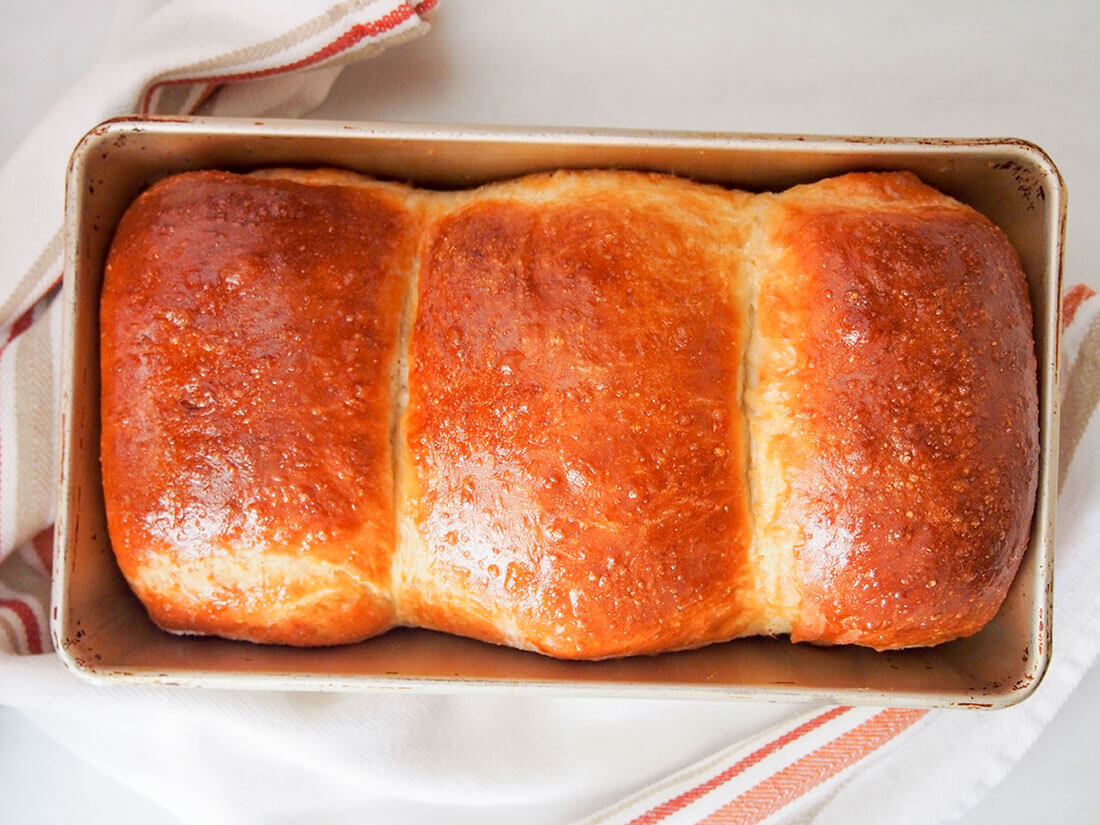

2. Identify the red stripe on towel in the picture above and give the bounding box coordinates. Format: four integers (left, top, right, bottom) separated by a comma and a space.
140, 0, 436, 114
1064, 285, 1097, 330
699, 708, 927, 825
628, 707, 852, 824
0, 598, 43, 655
1, 273, 61, 351
6, 301, 37, 344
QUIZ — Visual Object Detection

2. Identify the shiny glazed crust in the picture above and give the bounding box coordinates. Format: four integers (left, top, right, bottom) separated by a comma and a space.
100, 170, 419, 645
99, 168, 1039, 654
749, 172, 1039, 649
399, 172, 759, 657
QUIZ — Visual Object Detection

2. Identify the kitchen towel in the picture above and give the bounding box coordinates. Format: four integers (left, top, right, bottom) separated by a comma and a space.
2, 2, 1098, 824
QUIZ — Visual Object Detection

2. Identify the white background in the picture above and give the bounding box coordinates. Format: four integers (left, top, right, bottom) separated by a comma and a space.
2, 1, 1099, 822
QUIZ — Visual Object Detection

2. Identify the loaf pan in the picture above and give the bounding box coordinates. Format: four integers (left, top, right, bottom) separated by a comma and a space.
54, 117, 1064, 707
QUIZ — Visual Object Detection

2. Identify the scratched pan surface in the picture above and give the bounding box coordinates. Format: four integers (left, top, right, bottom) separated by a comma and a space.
54, 117, 1063, 707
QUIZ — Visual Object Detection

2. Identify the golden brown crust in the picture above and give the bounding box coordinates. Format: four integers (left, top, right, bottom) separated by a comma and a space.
752, 172, 1038, 649
100, 167, 1039, 655
100, 170, 419, 646
400, 172, 758, 658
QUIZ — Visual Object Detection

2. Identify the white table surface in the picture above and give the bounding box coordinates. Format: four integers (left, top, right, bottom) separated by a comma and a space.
2, 1, 1098, 823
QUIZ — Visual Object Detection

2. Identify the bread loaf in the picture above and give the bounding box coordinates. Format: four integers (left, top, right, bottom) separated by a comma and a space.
99, 167, 1039, 656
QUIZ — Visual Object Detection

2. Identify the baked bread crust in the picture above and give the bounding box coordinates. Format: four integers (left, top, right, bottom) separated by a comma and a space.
750, 172, 1039, 649
99, 167, 1039, 655
399, 172, 758, 658
100, 170, 418, 645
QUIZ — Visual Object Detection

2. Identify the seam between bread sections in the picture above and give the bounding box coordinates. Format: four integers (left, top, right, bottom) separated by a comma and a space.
388, 195, 423, 627
739, 193, 794, 638
738, 195, 761, 633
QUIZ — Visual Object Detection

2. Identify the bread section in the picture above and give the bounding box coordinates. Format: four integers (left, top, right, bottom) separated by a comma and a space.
397, 172, 759, 658
749, 172, 1039, 650
100, 169, 419, 645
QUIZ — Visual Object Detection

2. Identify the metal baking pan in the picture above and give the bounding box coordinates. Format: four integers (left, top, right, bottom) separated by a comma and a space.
54, 116, 1064, 707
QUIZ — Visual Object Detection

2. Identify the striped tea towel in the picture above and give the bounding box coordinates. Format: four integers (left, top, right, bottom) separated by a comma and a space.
0, 0, 434, 656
